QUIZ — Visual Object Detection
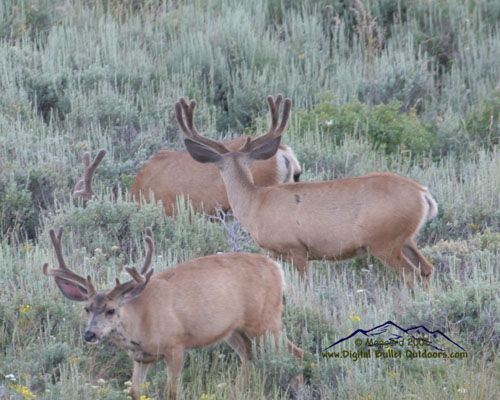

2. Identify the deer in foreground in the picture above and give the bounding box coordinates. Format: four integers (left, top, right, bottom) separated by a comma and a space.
42, 227, 303, 399
73, 139, 301, 216
177, 95, 438, 290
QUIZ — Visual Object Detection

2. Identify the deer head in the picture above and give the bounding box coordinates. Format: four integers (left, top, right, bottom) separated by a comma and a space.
177, 95, 291, 175
43, 227, 154, 343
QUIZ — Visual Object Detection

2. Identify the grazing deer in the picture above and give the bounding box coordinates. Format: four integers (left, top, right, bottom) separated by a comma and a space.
177, 95, 438, 289
42, 227, 303, 399
72, 141, 301, 216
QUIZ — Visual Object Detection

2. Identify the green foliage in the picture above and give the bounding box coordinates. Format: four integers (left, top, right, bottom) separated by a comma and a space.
409, 280, 499, 352
50, 196, 231, 264
0, 0, 54, 43
0, 182, 33, 241
22, 71, 71, 123
295, 95, 436, 156
465, 90, 500, 149
0, 165, 65, 241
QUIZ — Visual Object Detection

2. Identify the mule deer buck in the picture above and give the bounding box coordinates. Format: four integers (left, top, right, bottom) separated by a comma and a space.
42, 227, 303, 399
73, 139, 301, 216
178, 95, 438, 289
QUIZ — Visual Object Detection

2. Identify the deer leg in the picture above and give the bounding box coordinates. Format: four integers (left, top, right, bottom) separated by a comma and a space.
130, 361, 151, 400
269, 327, 304, 389
287, 339, 304, 366
371, 247, 420, 290
403, 238, 433, 286
166, 346, 185, 400
225, 330, 253, 363
281, 249, 311, 286
225, 330, 253, 380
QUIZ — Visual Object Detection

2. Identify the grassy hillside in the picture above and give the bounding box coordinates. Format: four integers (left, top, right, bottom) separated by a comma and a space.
0, 0, 499, 399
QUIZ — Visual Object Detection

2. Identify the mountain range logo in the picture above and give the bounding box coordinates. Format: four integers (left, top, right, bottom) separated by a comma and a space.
323, 320, 465, 352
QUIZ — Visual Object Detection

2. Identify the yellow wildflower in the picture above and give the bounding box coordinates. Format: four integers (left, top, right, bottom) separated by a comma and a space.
9, 384, 36, 400
348, 313, 361, 322
20, 304, 32, 314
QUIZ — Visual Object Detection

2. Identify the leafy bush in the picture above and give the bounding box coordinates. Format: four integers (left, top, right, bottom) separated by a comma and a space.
409, 280, 499, 352
295, 95, 436, 157
48, 197, 232, 267
22, 71, 71, 123
0, 0, 54, 43
0, 182, 33, 242
465, 90, 500, 149
0, 165, 66, 241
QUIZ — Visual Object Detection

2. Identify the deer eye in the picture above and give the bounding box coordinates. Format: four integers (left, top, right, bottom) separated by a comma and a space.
106, 309, 115, 316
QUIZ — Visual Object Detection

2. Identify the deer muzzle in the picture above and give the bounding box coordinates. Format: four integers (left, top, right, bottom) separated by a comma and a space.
84, 330, 98, 343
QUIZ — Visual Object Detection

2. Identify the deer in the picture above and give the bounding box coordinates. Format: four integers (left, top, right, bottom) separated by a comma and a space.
177, 95, 438, 290
72, 140, 301, 216
130, 136, 301, 215
42, 227, 303, 400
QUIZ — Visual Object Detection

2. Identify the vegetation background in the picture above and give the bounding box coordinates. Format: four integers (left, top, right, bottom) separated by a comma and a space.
0, 0, 499, 398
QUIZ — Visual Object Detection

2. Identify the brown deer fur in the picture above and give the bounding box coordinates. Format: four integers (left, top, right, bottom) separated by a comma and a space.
179, 95, 438, 289
42, 227, 303, 400
129, 136, 301, 215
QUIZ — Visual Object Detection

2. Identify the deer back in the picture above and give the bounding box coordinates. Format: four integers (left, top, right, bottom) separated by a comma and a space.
234, 172, 434, 259
118, 253, 285, 349
130, 137, 300, 215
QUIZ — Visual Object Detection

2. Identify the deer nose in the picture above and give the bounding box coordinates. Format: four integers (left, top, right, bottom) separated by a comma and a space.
294, 173, 301, 182
84, 330, 96, 342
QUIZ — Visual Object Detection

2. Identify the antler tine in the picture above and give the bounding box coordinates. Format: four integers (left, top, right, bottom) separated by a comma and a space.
108, 229, 155, 299
140, 231, 155, 274
269, 94, 283, 131
43, 227, 96, 295
275, 97, 291, 135
73, 149, 107, 201
175, 98, 230, 154
240, 95, 291, 152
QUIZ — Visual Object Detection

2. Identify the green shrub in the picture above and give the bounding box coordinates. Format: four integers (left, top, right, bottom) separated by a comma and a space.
0, 182, 33, 241
409, 280, 499, 352
295, 95, 436, 157
0, 164, 66, 241
0, 0, 54, 43
22, 71, 71, 123
465, 90, 500, 149
48, 196, 231, 267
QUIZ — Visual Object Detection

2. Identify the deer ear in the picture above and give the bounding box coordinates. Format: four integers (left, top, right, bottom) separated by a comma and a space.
184, 139, 223, 164
248, 136, 281, 160
54, 277, 89, 302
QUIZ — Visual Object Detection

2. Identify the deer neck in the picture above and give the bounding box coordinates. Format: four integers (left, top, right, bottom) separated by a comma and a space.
219, 158, 261, 221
